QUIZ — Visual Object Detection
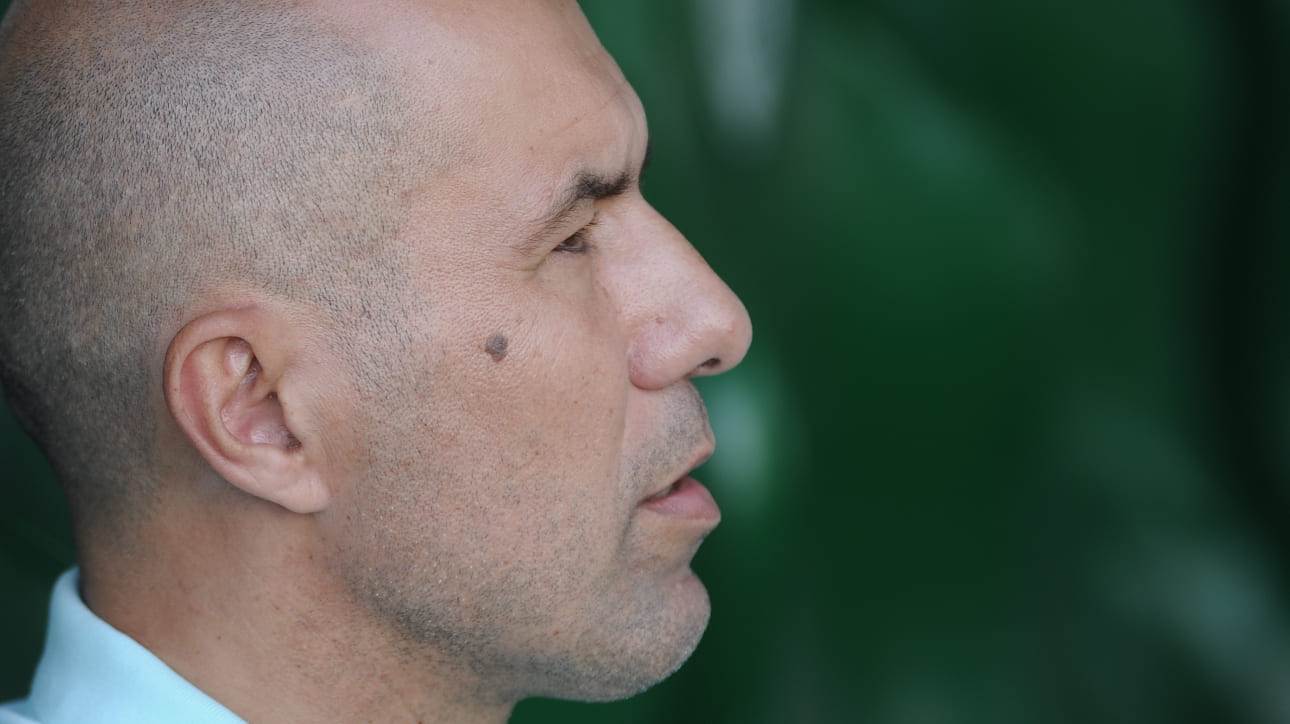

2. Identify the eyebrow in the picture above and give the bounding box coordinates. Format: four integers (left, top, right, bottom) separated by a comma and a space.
517, 141, 653, 253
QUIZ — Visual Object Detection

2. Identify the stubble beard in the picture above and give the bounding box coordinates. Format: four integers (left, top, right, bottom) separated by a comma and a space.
335, 382, 718, 703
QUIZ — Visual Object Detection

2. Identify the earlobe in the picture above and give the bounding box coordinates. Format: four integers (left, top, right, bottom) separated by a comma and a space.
164, 310, 330, 514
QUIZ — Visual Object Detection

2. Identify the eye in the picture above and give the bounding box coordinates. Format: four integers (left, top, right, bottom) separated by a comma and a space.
555, 217, 598, 254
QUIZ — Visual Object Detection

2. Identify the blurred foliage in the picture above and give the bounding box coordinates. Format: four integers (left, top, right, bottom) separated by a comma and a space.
2, 0, 1288, 722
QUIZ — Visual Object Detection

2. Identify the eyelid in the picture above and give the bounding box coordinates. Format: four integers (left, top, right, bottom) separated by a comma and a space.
555, 216, 599, 253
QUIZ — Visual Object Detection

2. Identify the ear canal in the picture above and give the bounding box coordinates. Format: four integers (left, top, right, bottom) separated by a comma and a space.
220, 342, 291, 450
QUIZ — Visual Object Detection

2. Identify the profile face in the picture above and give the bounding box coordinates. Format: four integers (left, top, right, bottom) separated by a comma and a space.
318, 0, 752, 700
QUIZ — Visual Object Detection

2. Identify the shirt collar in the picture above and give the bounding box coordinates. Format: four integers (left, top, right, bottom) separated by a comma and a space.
26, 568, 245, 724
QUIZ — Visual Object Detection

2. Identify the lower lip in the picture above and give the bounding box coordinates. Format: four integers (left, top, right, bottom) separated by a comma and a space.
640, 476, 721, 522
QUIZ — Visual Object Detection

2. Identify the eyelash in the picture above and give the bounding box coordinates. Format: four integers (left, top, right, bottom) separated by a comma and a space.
555, 217, 598, 254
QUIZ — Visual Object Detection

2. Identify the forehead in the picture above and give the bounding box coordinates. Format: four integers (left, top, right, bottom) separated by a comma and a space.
325, 0, 644, 162
319, 0, 648, 246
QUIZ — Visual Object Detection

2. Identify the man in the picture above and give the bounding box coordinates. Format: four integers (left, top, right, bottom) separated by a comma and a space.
0, 0, 752, 721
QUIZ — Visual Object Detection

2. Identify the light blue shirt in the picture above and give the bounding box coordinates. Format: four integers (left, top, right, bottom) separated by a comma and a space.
0, 569, 245, 724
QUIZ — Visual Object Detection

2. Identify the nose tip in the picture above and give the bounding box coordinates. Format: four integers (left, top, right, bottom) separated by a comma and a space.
626, 232, 753, 390
690, 293, 752, 378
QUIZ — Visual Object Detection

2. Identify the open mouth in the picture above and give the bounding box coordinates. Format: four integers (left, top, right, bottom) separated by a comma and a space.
638, 476, 720, 523
643, 478, 685, 503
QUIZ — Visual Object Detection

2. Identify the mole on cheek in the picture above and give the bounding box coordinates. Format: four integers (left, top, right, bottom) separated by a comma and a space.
485, 334, 508, 362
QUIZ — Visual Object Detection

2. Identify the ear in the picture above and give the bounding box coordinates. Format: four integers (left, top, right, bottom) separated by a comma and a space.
164, 308, 331, 514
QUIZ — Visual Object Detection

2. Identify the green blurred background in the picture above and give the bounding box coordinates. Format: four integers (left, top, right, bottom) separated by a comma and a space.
3, 0, 1289, 722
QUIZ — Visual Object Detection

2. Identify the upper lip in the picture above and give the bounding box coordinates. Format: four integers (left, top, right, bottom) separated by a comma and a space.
639, 444, 714, 504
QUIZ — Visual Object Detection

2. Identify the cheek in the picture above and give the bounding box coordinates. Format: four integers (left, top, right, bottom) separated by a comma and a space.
425, 278, 629, 505
325, 274, 645, 634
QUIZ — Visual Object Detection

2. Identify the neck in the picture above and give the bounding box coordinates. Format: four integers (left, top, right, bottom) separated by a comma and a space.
80, 496, 515, 724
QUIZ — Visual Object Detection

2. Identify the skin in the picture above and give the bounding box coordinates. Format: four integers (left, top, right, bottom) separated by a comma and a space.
77, 1, 752, 722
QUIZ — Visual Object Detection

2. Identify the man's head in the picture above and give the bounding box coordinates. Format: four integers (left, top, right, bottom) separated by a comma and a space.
0, 0, 422, 540
0, 0, 751, 717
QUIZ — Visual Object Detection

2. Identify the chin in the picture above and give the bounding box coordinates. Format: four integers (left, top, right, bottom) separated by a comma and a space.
532, 573, 714, 703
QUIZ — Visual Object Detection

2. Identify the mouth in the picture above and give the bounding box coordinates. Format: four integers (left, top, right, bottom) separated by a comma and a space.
636, 388, 720, 523
638, 450, 721, 523
644, 478, 686, 503
639, 447, 711, 503
638, 475, 720, 522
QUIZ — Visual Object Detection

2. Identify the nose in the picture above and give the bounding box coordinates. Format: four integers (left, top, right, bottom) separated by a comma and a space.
617, 204, 753, 390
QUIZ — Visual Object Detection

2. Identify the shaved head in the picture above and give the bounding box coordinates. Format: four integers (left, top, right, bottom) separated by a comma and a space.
0, 0, 432, 546
0, 2, 752, 718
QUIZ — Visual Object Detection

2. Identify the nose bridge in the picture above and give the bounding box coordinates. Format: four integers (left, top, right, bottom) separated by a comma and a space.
619, 205, 753, 390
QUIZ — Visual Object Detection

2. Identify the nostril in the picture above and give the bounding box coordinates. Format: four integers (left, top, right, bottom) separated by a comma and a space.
700, 357, 721, 370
